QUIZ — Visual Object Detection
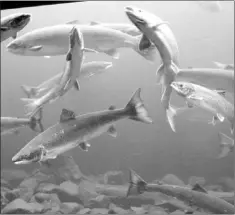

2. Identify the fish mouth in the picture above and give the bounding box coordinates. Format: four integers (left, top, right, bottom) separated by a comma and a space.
125, 6, 146, 27
69, 26, 83, 49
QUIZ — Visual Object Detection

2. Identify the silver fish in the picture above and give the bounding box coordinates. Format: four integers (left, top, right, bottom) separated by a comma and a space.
171, 81, 234, 134
1, 13, 31, 42
6, 23, 157, 62
127, 169, 234, 214
20, 26, 85, 117
21, 61, 113, 98
125, 6, 180, 132
12, 88, 153, 165
1, 110, 43, 135
217, 132, 234, 158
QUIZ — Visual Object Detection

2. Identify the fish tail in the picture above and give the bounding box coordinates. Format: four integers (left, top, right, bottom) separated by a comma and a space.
21, 97, 40, 117
21, 85, 39, 98
217, 132, 234, 159
125, 88, 153, 124
126, 169, 147, 197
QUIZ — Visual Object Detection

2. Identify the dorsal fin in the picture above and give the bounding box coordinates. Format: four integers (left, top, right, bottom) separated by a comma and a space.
192, 183, 207, 193
90, 21, 101, 25
109, 105, 116, 110
214, 89, 226, 97
60, 108, 76, 123
66, 20, 80, 25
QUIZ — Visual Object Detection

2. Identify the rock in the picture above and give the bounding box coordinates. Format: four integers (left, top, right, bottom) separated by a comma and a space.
143, 205, 168, 214
4, 189, 20, 202
1, 187, 11, 209
60, 202, 83, 214
90, 208, 109, 214
108, 203, 130, 214
170, 210, 186, 215
1, 169, 29, 188
1, 198, 44, 214
78, 208, 91, 214
87, 195, 110, 208
217, 177, 234, 191
1, 179, 12, 190
36, 182, 59, 193
103, 171, 125, 185
188, 176, 206, 187
131, 206, 148, 214
161, 174, 185, 186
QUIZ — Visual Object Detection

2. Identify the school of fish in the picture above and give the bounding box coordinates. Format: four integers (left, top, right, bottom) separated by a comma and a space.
1, 3, 234, 214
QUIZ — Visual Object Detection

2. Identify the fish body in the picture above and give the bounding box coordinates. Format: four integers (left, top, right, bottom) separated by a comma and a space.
21, 61, 113, 98
217, 132, 234, 158
171, 82, 234, 134
21, 27, 84, 117
7, 24, 157, 62
125, 6, 180, 132
176, 68, 234, 94
1, 13, 31, 42
12, 88, 153, 165
127, 169, 234, 214
1, 111, 43, 135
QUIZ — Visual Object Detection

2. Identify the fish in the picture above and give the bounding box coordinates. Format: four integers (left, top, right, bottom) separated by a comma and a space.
176, 68, 234, 95
1, 13, 31, 42
21, 61, 113, 98
67, 20, 141, 36
11, 88, 153, 165
217, 132, 234, 158
1, 109, 43, 135
171, 82, 234, 134
126, 169, 234, 214
6, 23, 158, 62
20, 26, 85, 117
213, 61, 234, 71
125, 6, 180, 132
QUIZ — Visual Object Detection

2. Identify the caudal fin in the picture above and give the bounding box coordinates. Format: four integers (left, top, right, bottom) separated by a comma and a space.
21, 98, 40, 118
29, 108, 44, 132
125, 88, 153, 124
217, 132, 234, 159
21, 85, 39, 98
126, 169, 147, 197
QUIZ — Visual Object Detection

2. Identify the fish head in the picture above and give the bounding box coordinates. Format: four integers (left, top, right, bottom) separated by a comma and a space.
171, 81, 195, 98
69, 26, 84, 50
12, 146, 46, 165
6, 13, 31, 31
125, 6, 162, 32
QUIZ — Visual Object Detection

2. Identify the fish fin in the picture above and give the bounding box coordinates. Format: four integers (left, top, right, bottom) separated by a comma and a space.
216, 113, 225, 122
29, 108, 44, 132
127, 169, 147, 197
12, 32, 17, 39
29, 45, 42, 51
21, 85, 39, 98
1, 26, 9, 31
214, 89, 226, 97
79, 141, 91, 151
184, 210, 194, 214
107, 125, 117, 137
73, 79, 80, 91
82, 48, 99, 53
103, 49, 120, 59
13, 129, 20, 135
186, 101, 194, 108
20, 97, 39, 117
126, 88, 153, 124
166, 106, 178, 133
217, 132, 234, 158
89, 21, 101, 25
188, 94, 204, 101
44, 56, 51, 59
213, 61, 226, 69
156, 64, 164, 84
60, 108, 76, 123
192, 183, 208, 193
66, 20, 80, 25
208, 115, 218, 126
138, 34, 152, 51
108, 105, 116, 110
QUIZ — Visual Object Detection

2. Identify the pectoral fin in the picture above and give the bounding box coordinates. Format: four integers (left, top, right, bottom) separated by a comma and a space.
103, 49, 119, 59
12, 32, 17, 39
186, 101, 194, 108
66, 20, 80, 25
60, 108, 76, 123
216, 113, 225, 122
107, 125, 117, 137
73, 79, 80, 91
139, 34, 152, 51
192, 183, 208, 193
29, 45, 42, 51
214, 89, 226, 97
188, 94, 204, 101
82, 48, 99, 53
90, 21, 101, 25
79, 141, 91, 151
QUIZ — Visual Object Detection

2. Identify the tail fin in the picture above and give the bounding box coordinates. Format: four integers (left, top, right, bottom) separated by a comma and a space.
217, 132, 234, 159
21, 85, 39, 98
126, 169, 147, 197
134, 35, 158, 63
125, 88, 153, 124
21, 98, 40, 118
29, 108, 44, 132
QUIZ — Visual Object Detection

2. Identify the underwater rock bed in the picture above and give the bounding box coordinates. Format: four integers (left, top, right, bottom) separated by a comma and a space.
1, 156, 234, 214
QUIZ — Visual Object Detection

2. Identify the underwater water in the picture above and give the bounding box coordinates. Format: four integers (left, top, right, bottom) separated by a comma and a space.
1, 1, 234, 214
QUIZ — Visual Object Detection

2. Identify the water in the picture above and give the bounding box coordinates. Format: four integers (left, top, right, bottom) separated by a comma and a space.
1, 0, 233, 193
